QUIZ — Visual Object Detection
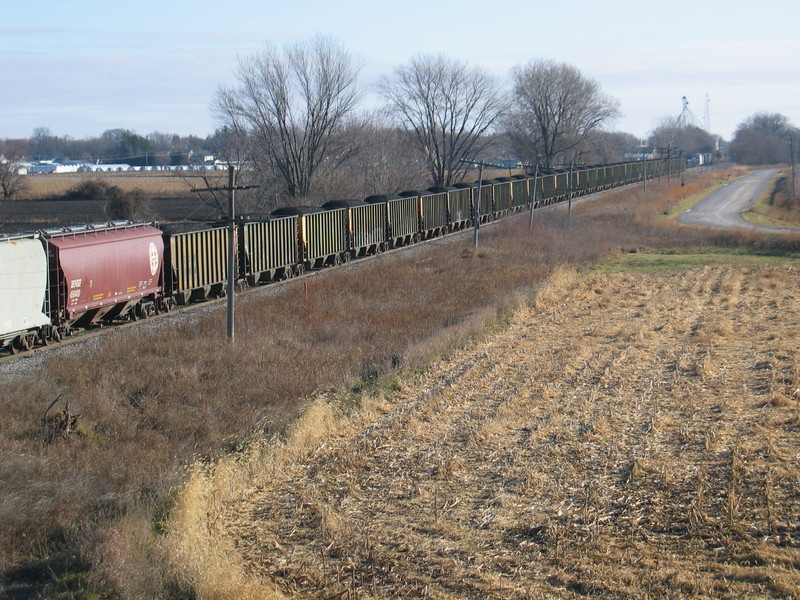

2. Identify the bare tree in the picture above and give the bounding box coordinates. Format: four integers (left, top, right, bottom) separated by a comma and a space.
213, 35, 362, 203
649, 117, 716, 157
583, 130, 640, 164
323, 112, 428, 199
378, 54, 509, 187
730, 112, 797, 165
508, 59, 620, 168
0, 148, 26, 200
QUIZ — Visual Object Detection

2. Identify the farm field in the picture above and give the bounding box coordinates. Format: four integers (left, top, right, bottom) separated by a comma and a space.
14, 172, 204, 200
0, 172, 219, 231
172, 265, 800, 599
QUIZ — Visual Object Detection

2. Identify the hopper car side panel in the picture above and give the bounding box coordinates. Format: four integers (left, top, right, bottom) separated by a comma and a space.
510, 178, 529, 209
0, 234, 50, 348
387, 197, 419, 247
164, 226, 228, 304
420, 192, 448, 238
476, 182, 494, 222
448, 187, 472, 229
349, 204, 387, 256
303, 209, 348, 268
241, 217, 298, 283
493, 180, 513, 215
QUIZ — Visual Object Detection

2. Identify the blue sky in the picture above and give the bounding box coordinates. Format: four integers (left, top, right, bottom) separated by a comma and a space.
2, 0, 798, 142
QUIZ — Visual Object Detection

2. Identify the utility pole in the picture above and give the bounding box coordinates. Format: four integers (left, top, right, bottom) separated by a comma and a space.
528, 164, 539, 230
474, 161, 483, 248
192, 166, 257, 342
791, 136, 797, 201
643, 157, 648, 192
567, 161, 574, 217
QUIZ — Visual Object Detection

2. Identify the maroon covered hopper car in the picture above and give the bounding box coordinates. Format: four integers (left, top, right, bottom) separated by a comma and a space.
43, 222, 164, 331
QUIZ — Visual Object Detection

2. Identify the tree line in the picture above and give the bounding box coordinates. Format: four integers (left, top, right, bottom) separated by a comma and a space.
1, 35, 797, 205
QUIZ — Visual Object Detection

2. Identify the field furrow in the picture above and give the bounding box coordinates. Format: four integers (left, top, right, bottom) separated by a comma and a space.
192, 266, 800, 599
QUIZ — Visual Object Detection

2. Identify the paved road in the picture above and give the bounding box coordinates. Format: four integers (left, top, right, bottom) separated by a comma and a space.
677, 168, 788, 231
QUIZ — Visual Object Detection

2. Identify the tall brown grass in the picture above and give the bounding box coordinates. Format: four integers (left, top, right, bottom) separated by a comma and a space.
1, 167, 799, 597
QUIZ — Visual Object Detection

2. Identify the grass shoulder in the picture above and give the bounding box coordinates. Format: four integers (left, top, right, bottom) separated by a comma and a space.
596, 247, 800, 273
740, 209, 800, 230
741, 167, 800, 230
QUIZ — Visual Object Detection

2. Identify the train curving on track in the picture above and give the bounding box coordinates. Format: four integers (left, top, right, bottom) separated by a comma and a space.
1, 158, 685, 355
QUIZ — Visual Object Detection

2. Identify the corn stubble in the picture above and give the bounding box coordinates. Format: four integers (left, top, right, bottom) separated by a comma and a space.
173, 271, 800, 596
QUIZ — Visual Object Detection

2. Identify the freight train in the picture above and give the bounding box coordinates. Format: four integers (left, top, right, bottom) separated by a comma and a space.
0, 158, 685, 355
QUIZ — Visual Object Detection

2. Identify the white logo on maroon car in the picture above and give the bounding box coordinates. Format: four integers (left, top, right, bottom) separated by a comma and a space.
149, 242, 158, 276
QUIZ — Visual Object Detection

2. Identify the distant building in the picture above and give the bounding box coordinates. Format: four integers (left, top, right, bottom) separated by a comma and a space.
83, 164, 132, 172
624, 146, 656, 160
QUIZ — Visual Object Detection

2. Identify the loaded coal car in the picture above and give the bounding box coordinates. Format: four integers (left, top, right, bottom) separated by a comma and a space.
434, 185, 471, 231
236, 213, 299, 284
553, 170, 570, 203
322, 200, 387, 258
161, 223, 228, 306
399, 190, 448, 240
541, 171, 560, 205
271, 206, 348, 270
582, 166, 599, 195
474, 179, 496, 223
451, 183, 477, 226
492, 177, 514, 217
43, 221, 164, 332
510, 175, 531, 211
0, 233, 52, 353
364, 194, 418, 249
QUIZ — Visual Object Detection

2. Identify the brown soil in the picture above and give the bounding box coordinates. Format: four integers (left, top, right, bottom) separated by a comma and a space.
170, 265, 800, 599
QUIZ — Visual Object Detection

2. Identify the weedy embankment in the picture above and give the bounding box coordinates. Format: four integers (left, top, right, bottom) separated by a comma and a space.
1, 167, 798, 598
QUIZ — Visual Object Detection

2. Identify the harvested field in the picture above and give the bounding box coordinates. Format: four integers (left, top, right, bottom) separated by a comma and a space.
15, 172, 204, 200
171, 266, 800, 599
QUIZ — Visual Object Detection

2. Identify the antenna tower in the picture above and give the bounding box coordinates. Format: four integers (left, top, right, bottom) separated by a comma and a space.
675, 96, 703, 129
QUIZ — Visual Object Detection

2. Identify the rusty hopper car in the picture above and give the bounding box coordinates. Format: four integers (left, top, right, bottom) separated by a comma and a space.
161, 223, 229, 305
0, 233, 51, 352
43, 222, 164, 329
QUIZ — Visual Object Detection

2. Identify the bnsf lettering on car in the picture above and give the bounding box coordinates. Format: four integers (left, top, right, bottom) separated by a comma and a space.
70, 279, 82, 289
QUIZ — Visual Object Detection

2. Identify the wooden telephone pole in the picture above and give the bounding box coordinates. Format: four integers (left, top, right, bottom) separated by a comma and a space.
192, 166, 257, 342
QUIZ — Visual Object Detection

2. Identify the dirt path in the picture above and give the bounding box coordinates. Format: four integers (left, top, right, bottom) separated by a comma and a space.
174, 266, 800, 599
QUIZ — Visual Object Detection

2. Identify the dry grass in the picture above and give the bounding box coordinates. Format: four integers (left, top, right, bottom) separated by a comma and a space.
176, 266, 800, 599
749, 169, 800, 225
2, 167, 800, 597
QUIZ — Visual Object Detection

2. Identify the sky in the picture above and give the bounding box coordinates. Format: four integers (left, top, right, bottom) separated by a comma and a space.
1, 0, 798, 144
